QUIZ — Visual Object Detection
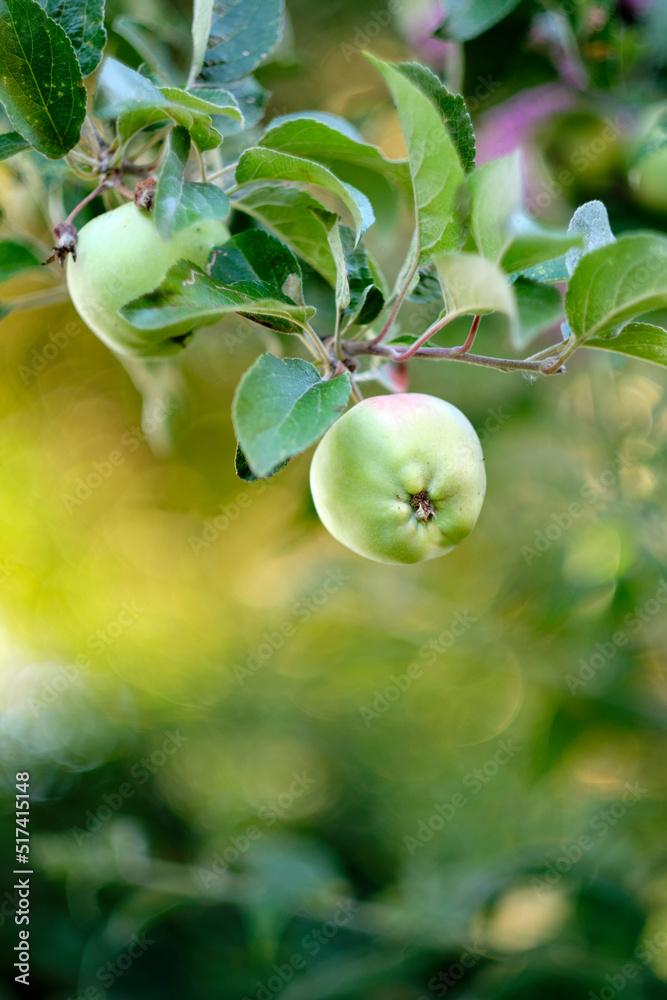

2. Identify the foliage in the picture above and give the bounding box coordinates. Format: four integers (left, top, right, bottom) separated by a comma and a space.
1, 0, 667, 995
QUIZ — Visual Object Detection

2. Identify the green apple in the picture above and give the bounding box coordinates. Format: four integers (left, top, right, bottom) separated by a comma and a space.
66, 202, 229, 358
310, 393, 486, 564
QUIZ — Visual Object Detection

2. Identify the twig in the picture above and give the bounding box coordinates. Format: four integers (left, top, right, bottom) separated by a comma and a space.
343, 339, 567, 375
369, 254, 419, 345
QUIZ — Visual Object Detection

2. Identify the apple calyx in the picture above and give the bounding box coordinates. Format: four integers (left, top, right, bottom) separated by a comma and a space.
409, 491, 435, 521
134, 177, 157, 210
42, 221, 78, 266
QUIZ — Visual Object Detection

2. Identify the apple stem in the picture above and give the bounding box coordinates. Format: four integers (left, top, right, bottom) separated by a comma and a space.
64, 181, 113, 224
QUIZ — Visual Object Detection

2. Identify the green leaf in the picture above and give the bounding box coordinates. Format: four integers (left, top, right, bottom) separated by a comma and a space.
469, 152, 582, 273
0, 130, 30, 159
365, 54, 467, 264
235, 441, 288, 481
434, 0, 521, 41
0, 0, 86, 158
0, 239, 40, 281
339, 225, 385, 327
192, 0, 285, 86
502, 218, 583, 274
210, 75, 267, 136
122, 231, 316, 336
95, 58, 231, 151
434, 252, 519, 343
519, 256, 569, 283
565, 233, 667, 341
514, 276, 563, 348
172, 181, 230, 234
394, 63, 475, 173
565, 199, 615, 277
42, 0, 106, 77
112, 15, 177, 85
160, 87, 242, 123
232, 353, 351, 478
235, 183, 342, 285
585, 322, 667, 369
260, 115, 411, 195
236, 147, 374, 244
189, 0, 213, 85
407, 265, 443, 304
155, 126, 190, 240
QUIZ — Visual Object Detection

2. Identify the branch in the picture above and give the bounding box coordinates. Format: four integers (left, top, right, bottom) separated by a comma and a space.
343, 339, 567, 375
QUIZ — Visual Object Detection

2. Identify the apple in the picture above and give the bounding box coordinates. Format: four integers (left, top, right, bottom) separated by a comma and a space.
310, 393, 486, 564
66, 202, 229, 358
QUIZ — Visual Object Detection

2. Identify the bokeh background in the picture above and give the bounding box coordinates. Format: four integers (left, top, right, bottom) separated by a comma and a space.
2, 0, 667, 996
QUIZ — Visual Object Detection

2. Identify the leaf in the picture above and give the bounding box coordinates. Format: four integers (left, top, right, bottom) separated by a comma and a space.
193, 0, 285, 86
189, 0, 214, 85
365, 54, 467, 264
235, 183, 342, 285
260, 115, 411, 195
434, 0, 521, 41
95, 58, 231, 151
339, 225, 385, 327
235, 441, 288, 481
514, 276, 563, 348
407, 265, 443, 304
0, 239, 40, 281
122, 231, 316, 336
112, 15, 178, 85
469, 152, 582, 272
502, 217, 583, 274
519, 256, 569, 283
42, 0, 106, 77
172, 181, 230, 234
232, 353, 351, 478
160, 86, 242, 123
394, 62, 475, 173
236, 147, 374, 244
585, 322, 667, 369
209, 75, 267, 137
434, 252, 519, 343
0, 0, 86, 158
565, 233, 667, 341
565, 199, 615, 277
155, 126, 191, 240
0, 130, 30, 159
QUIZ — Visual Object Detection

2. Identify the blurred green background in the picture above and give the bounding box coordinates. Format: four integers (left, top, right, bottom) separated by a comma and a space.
2, 0, 667, 997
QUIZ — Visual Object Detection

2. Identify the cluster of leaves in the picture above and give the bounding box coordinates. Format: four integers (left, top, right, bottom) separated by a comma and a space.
2, 0, 667, 482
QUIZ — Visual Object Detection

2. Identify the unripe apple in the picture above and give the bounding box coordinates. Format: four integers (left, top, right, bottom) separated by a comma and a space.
310, 393, 486, 564
66, 202, 229, 358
